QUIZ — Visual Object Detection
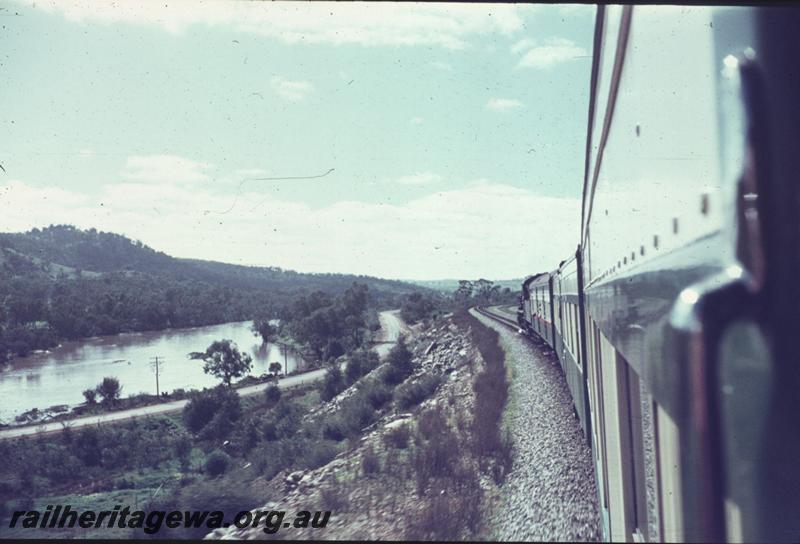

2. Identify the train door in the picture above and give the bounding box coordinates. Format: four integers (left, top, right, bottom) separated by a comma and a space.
587, 317, 612, 538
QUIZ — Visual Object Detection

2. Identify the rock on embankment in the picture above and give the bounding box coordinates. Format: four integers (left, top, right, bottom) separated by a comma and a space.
473, 309, 602, 542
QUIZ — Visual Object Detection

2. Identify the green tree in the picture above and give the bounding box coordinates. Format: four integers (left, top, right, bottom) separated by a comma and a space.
264, 384, 282, 406
199, 339, 253, 387
384, 335, 414, 384
96, 376, 122, 405
82, 388, 97, 405
320, 363, 344, 402
268, 362, 282, 377
251, 319, 274, 344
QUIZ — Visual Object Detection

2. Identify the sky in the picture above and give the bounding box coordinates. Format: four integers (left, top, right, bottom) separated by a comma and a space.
0, 1, 594, 281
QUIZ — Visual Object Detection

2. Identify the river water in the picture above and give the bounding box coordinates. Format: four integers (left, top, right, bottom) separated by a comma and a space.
0, 321, 306, 423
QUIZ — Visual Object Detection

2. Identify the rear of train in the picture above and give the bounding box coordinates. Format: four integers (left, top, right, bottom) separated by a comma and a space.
518, 5, 800, 543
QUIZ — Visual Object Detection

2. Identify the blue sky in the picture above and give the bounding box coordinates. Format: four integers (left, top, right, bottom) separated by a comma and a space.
1, 2, 594, 280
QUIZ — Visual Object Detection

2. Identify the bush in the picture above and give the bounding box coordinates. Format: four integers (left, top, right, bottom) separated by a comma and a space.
204, 450, 231, 477
82, 388, 97, 405
264, 384, 281, 406
320, 363, 344, 402
322, 418, 347, 442
363, 381, 393, 410
383, 336, 414, 385
319, 484, 349, 511
174, 435, 193, 469
140, 479, 261, 539
339, 396, 377, 434
383, 423, 411, 450
361, 445, 380, 476
453, 310, 511, 464
297, 439, 338, 471
345, 348, 380, 384
96, 376, 122, 405
73, 427, 102, 467
396, 375, 441, 410
413, 407, 460, 493
182, 387, 241, 437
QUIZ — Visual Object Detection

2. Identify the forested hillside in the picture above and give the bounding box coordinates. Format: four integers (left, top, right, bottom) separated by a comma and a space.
0, 225, 424, 363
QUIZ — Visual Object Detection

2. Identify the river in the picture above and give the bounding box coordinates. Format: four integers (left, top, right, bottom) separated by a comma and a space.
0, 321, 306, 423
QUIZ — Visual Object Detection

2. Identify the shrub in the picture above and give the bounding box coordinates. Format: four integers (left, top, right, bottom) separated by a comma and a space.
322, 418, 347, 442
174, 435, 193, 469
264, 384, 282, 406
96, 376, 122, 405
396, 375, 441, 410
73, 427, 102, 467
271, 398, 305, 440
345, 348, 380, 384
417, 406, 450, 441
413, 407, 460, 493
183, 386, 241, 437
82, 388, 97, 405
204, 450, 231, 477
320, 363, 344, 402
383, 423, 411, 450
140, 479, 261, 539
319, 484, 349, 511
405, 475, 482, 540
363, 381, 393, 410
339, 396, 377, 434
361, 445, 380, 476
383, 336, 414, 385
297, 439, 338, 471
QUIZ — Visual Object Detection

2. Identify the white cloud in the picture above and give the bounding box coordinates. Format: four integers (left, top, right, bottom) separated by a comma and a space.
516, 38, 587, 69
0, 177, 579, 279
396, 172, 441, 186
270, 76, 314, 102
486, 98, 523, 112
121, 155, 212, 184
409, 117, 424, 125
38, 1, 536, 50
510, 38, 535, 54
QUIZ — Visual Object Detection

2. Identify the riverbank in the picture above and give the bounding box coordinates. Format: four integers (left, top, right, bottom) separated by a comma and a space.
0, 320, 308, 424
0, 310, 406, 440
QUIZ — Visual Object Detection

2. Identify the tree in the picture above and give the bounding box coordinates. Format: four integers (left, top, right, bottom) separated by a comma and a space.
320, 363, 344, 402
475, 279, 499, 304
384, 335, 414, 384
82, 388, 97, 405
199, 339, 252, 387
251, 319, 274, 344
264, 384, 281, 406
268, 362, 282, 377
96, 376, 122, 405
454, 280, 474, 307
346, 348, 380, 384
400, 292, 437, 324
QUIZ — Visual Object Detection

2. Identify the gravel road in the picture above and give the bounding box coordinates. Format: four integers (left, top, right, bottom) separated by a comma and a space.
472, 309, 602, 542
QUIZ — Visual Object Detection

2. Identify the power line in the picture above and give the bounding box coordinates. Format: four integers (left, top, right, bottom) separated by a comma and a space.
150, 356, 164, 397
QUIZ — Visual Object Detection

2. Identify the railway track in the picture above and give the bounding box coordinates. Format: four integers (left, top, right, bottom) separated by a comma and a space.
474, 306, 521, 330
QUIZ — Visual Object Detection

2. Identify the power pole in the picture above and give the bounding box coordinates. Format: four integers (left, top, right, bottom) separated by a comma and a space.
150, 356, 164, 397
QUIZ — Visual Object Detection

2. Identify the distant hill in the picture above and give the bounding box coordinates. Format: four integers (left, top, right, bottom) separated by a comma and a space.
408, 278, 524, 293
0, 225, 429, 361
0, 225, 421, 298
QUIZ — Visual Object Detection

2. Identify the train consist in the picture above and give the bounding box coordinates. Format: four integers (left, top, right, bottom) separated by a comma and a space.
515, 6, 800, 543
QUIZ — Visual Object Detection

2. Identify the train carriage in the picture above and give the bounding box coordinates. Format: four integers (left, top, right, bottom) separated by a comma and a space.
516, 5, 800, 543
